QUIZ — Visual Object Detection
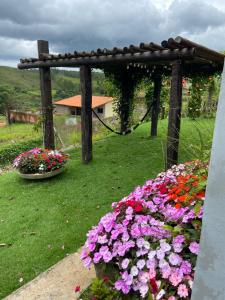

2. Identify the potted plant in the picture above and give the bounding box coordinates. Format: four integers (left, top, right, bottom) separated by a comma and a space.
80, 161, 207, 299
13, 148, 69, 179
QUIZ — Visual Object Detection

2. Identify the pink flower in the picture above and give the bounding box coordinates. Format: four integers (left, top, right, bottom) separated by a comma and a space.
177, 284, 189, 298
168, 297, 176, 300
169, 272, 182, 286
189, 242, 200, 254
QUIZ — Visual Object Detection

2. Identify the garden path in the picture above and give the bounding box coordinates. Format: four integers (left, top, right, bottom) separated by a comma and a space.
4, 249, 95, 300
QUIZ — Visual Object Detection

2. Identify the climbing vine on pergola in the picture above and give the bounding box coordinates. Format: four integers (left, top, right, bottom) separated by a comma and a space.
18, 36, 224, 169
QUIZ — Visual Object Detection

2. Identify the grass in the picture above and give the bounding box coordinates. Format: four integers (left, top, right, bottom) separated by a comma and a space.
0, 123, 40, 149
0, 118, 215, 298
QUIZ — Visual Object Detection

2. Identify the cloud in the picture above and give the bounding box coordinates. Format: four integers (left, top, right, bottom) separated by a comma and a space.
0, 0, 224, 67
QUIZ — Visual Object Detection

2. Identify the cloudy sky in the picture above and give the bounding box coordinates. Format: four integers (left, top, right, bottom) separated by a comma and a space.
0, 0, 225, 67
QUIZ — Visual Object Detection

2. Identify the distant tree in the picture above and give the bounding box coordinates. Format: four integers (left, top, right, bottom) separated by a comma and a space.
55, 78, 80, 99
0, 85, 17, 124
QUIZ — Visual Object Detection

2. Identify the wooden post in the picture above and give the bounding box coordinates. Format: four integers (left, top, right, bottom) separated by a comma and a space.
166, 60, 183, 169
80, 65, 92, 163
151, 75, 162, 137
38, 40, 55, 149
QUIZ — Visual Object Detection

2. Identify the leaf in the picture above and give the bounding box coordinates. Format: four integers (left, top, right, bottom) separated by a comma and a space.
163, 225, 174, 232
173, 225, 182, 233
194, 202, 202, 216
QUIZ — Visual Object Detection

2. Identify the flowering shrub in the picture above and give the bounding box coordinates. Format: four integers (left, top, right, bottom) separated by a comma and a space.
13, 148, 69, 174
81, 161, 207, 299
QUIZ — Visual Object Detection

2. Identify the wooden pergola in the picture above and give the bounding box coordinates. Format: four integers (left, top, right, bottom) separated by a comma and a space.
18, 36, 224, 169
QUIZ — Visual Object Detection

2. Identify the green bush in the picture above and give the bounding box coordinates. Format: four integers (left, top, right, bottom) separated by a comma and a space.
0, 138, 42, 166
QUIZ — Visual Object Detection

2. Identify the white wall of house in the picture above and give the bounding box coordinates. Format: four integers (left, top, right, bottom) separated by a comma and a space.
54, 105, 70, 115
104, 102, 114, 118
55, 102, 114, 118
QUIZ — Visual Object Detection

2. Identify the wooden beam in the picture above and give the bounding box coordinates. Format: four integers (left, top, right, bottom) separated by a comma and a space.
37, 40, 55, 149
80, 65, 92, 164
151, 75, 162, 137
18, 48, 196, 69
166, 60, 183, 169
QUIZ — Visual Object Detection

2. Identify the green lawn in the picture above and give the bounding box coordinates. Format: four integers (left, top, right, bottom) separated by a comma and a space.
0, 123, 40, 149
0, 119, 214, 298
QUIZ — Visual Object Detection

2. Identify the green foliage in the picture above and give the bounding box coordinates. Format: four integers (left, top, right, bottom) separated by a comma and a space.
90, 278, 119, 300
0, 138, 42, 165
188, 76, 208, 119
54, 77, 80, 99
0, 85, 16, 112
104, 67, 148, 132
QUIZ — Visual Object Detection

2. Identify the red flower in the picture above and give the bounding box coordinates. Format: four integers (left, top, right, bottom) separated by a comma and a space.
134, 203, 143, 213
159, 186, 168, 194
74, 285, 80, 293
149, 278, 158, 295
103, 276, 109, 283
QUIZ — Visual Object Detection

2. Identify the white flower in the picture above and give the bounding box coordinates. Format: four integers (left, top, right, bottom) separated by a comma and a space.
38, 164, 45, 171
148, 250, 156, 259
130, 266, 138, 276
156, 289, 165, 299
143, 240, 150, 250
139, 284, 149, 298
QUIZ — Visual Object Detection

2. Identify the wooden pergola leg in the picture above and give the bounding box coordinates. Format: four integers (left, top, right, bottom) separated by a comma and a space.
151, 74, 162, 137
80, 65, 92, 164
38, 40, 55, 149
166, 60, 183, 169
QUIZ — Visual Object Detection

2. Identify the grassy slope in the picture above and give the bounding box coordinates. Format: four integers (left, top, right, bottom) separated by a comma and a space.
0, 123, 40, 148
0, 119, 214, 298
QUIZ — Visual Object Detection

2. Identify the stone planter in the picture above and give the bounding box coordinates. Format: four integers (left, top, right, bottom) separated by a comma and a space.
18, 167, 65, 180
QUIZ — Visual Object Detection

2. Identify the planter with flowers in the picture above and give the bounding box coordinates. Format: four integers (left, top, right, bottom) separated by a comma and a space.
79, 160, 207, 299
13, 148, 69, 179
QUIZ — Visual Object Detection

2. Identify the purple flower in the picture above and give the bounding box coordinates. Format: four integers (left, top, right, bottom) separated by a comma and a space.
137, 259, 145, 270
103, 251, 113, 263
83, 256, 92, 268
118, 244, 127, 256
160, 240, 171, 252
179, 260, 192, 275
97, 235, 108, 244
115, 280, 130, 294
189, 242, 200, 254
121, 258, 130, 269
99, 246, 109, 255
131, 224, 141, 238
93, 252, 102, 263
168, 253, 182, 266
156, 249, 165, 260
136, 238, 145, 248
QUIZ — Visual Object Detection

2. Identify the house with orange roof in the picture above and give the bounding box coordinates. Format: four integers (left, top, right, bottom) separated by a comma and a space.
54, 95, 114, 119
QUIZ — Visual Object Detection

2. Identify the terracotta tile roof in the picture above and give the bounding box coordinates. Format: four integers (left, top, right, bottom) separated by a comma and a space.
54, 95, 113, 109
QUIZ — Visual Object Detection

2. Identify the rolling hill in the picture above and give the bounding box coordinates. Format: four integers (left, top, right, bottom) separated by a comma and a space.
0, 66, 105, 111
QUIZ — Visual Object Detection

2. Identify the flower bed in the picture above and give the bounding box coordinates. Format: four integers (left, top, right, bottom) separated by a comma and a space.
13, 148, 69, 175
80, 161, 207, 299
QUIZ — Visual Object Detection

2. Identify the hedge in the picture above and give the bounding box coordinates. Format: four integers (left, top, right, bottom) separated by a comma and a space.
0, 138, 42, 166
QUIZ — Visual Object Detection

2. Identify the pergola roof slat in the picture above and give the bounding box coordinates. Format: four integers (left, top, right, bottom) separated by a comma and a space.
18, 48, 197, 69
17, 36, 225, 74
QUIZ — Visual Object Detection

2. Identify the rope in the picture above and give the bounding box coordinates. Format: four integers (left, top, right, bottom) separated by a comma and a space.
92, 100, 155, 136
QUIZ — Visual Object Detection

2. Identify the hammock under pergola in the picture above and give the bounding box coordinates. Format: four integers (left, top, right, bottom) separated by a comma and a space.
18, 36, 225, 169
